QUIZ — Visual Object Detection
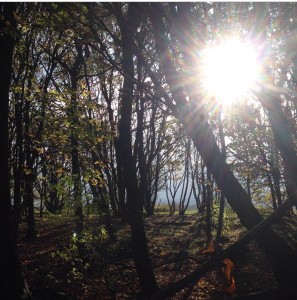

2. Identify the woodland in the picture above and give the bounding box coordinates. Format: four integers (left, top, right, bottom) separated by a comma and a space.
1, 2, 297, 300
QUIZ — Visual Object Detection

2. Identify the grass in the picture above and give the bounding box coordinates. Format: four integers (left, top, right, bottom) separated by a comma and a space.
17, 206, 297, 299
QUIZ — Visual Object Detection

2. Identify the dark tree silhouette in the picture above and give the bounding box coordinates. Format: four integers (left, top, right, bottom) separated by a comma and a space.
0, 3, 30, 299
112, 3, 159, 296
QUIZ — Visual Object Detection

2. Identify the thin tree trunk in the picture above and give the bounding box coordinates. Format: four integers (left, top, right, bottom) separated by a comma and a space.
272, 144, 283, 206
97, 72, 121, 217
201, 163, 207, 212
216, 110, 226, 241
179, 138, 192, 215
13, 98, 24, 227
39, 164, 47, 218
205, 169, 213, 243
70, 73, 84, 235
24, 171, 37, 239
22, 71, 37, 239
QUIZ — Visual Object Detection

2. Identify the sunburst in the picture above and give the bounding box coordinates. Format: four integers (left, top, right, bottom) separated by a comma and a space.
201, 38, 260, 106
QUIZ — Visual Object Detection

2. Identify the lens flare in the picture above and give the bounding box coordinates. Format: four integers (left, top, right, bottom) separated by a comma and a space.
201, 38, 260, 105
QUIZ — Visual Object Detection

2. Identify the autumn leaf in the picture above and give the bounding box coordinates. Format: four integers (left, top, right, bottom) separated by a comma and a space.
224, 277, 236, 296
222, 258, 236, 296
222, 258, 234, 281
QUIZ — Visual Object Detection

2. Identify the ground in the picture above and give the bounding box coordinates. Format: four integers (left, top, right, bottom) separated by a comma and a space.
18, 209, 297, 299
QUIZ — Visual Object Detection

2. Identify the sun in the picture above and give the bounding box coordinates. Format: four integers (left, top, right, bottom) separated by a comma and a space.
201, 38, 260, 105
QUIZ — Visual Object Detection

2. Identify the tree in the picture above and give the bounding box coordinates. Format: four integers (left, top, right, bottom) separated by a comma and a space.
178, 137, 193, 215
111, 3, 159, 296
0, 3, 30, 299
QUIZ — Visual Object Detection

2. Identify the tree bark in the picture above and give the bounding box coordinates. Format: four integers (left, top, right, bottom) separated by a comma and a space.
0, 3, 30, 298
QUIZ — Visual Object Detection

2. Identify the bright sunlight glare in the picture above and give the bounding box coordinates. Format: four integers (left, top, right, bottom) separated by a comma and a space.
201, 39, 260, 105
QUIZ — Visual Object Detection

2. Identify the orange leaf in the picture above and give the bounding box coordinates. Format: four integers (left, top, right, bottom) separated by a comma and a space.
222, 258, 234, 281
224, 277, 236, 296
222, 258, 236, 296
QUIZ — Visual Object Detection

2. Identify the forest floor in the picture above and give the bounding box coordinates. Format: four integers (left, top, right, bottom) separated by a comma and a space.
18, 209, 297, 300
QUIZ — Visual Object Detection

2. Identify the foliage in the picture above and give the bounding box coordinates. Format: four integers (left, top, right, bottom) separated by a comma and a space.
51, 226, 107, 282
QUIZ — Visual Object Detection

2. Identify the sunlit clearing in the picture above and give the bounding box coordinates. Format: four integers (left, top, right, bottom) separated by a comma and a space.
201, 39, 260, 105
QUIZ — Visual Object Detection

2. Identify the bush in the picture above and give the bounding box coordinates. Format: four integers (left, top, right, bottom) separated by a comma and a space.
51, 226, 107, 281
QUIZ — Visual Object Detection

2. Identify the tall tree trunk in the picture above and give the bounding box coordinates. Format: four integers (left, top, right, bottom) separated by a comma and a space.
0, 3, 30, 298
114, 3, 158, 296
